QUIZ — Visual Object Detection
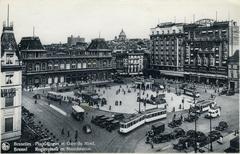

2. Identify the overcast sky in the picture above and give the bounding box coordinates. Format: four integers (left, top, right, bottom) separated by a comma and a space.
0, 0, 240, 44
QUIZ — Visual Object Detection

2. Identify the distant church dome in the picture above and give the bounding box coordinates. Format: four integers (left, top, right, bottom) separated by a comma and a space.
118, 29, 126, 41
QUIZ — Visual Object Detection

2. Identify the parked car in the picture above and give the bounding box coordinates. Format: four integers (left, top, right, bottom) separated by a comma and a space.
106, 120, 120, 132
83, 124, 92, 134
113, 113, 124, 120
185, 113, 199, 122
226, 90, 235, 96
208, 130, 222, 142
168, 118, 182, 128
152, 132, 172, 144
216, 121, 228, 131
33, 94, 41, 99
170, 128, 185, 139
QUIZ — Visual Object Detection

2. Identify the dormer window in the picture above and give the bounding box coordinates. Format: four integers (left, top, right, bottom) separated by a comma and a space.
6, 54, 14, 64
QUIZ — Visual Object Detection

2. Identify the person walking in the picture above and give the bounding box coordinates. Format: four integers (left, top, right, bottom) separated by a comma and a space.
67, 130, 70, 137
35, 99, 37, 104
61, 128, 65, 135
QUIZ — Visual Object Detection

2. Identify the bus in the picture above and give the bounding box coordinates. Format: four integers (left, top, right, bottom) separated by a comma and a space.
183, 88, 200, 97
47, 91, 62, 101
71, 105, 85, 121
119, 108, 167, 134
193, 100, 216, 114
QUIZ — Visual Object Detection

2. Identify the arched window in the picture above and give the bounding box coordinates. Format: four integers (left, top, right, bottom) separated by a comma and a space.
48, 62, 53, 70
54, 61, 59, 70
42, 63, 46, 70
103, 60, 107, 67
197, 55, 201, 65
35, 63, 40, 71
210, 55, 215, 66
28, 63, 33, 71
71, 61, 77, 69
204, 56, 208, 66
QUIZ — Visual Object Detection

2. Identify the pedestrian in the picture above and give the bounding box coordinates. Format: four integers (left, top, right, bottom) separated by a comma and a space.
67, 130, 70, 137
109, 105, 111, 111
75, 130, 78, 139
35, 100, 37, 104
173, 113, 176, 120
61, 128, 64, 135
120, 101, 122, 106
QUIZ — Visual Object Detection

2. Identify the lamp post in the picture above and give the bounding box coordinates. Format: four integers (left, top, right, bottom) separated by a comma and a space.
209, 112, 213, 152
193, 91, 197, 153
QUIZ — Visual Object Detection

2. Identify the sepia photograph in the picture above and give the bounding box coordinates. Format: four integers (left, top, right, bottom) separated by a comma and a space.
0, 0, 239, 153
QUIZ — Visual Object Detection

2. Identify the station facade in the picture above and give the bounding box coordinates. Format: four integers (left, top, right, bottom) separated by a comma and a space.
20, 37, 113, 89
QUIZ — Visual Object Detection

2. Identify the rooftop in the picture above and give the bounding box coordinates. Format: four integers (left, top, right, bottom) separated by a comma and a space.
87, 38, 111, 51
228, 50, 239, 64
1, 25, 20, 58
18, 36, 44, 51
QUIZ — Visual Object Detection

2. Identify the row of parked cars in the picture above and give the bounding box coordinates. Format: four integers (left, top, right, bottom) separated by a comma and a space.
91, 114, 124, 132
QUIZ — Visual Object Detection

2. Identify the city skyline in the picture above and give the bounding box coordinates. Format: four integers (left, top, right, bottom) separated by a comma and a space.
0, 0, 240, 44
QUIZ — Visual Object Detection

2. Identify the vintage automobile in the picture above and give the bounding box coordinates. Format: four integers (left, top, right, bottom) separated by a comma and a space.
186, 130, 209, 147
226, 90, 235, 96
185, 113, 199, 122
219, 88, 228, 95
91, 115, 105, 124
152, 132, 172, 144
106, 120, 120, 132
146, 122, 165, 137
168, 118, 182, 128
216, 121, 228, 131
113, 113, 125, 120
33, 94, 41, 99
173, 137, 191, 151
208, 130, 222, 142
170, 128, 185, 139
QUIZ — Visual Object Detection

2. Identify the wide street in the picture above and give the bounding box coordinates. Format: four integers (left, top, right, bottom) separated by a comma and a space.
22, 81, 239, 153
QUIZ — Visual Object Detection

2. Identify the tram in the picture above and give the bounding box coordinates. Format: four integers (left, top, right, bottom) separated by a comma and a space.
193, 100, 216, 114
119, 108, 167, 134
47, 91, 62, 101
183, 88, 200, 97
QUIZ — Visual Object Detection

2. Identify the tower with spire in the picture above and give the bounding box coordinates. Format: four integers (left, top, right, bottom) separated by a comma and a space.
1, 5, 22, 142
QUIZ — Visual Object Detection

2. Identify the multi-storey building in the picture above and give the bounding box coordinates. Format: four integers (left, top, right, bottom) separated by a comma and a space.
228, 50, 239, 92
1, 16, 22, 141
113, 50, 148, 76
183, 19, 239, 85
20, 37, 113, 90
150, 22, 185, 79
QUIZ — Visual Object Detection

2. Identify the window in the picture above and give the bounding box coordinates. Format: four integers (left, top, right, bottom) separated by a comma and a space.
54, 63, 59, 70
6, 74, 13, 84
5, 97, 14, 107
210, 55, 215, 66
197, 55, 202, 65
48, 63, 53, 70
42, 63, 46, 70
5, 117, 13, 132
35, 64, 40, 71
6, 54, 14, 64
204, 57, 208, 66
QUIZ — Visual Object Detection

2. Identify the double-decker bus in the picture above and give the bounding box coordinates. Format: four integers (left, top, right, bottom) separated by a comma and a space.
119, 108, 167, 134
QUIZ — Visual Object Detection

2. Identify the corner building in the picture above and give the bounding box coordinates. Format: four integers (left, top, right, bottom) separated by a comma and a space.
183, 19, 239, 85
150, 22, 185, 79
1, 22, 22, 141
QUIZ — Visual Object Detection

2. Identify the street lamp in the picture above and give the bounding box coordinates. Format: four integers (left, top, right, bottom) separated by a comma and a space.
209, 112, 213, 152
193, 91, 197, 153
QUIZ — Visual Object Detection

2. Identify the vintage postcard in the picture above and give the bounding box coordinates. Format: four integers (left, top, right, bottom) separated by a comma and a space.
0, 0, 239, 153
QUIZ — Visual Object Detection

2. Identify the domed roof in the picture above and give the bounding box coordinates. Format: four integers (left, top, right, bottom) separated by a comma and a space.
119, 29, 126, 36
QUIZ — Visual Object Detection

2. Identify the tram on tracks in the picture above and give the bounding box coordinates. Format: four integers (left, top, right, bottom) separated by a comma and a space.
119, 108, 167, 134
